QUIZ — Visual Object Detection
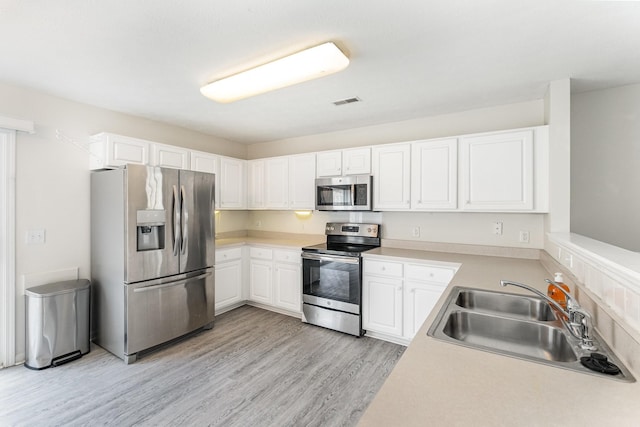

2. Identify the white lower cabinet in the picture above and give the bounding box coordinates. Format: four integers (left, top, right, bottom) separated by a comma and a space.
363, 257, 458, 343
248, 246, 302, 314
249, 248, 274, 305
403, 281, 447, 339
274, 261, 301, 312
363, 275, 404, 337
214, 247, 243, 313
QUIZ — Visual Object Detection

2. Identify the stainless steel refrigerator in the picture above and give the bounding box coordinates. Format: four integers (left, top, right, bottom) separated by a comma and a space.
90, 164, 215, 363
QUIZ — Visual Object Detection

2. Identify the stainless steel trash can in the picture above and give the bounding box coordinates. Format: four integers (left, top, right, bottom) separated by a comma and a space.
25, 279, 91, 370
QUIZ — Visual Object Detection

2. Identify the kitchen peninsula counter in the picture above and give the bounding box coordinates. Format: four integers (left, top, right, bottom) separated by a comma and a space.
359, 247, 640, 426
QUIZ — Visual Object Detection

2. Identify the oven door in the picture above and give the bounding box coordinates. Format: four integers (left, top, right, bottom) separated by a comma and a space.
302, 252, 361, 314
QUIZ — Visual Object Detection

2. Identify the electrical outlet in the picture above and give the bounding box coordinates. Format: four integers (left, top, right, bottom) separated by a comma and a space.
255, 220, 262, 228
412, 226, 420, 238
493, 221, 503, 235
26, 229, 46, 245
519, 230, 530, 243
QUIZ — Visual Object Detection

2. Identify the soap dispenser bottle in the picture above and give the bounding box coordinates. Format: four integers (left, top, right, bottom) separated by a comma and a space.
547, 272, 570, 309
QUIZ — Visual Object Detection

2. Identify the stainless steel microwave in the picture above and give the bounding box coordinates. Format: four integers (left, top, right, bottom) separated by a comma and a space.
315, 175, 373, 211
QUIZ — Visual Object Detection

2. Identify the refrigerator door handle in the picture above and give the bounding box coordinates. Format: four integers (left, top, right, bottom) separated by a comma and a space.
180, 185, 188, 255
172, 184, 181, 256
132, 271, 212, 293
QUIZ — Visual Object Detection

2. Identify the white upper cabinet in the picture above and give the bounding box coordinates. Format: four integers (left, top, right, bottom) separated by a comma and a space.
248, 154, 315, 210
342, 147, 371, 175
372, 143, 411, 210
151, 143, 190, 169
411, 138, 457, 210
316, 150, 343, 177
265, 157, 289, 209
288, 153, 316, 210
247, 159, 266, 209
90, 133, 150, 169
190, 150, 218, 174
460, 129, 534, 211
316, 147, 371, 177
219, 156, 246, 209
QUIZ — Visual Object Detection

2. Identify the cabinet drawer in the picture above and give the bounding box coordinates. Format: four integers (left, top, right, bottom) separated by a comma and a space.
405, 264, 455, 284
250, 247, 273, 260
274, 249, 300, 263
216, 247, 242, 263
364, 259, 403, 277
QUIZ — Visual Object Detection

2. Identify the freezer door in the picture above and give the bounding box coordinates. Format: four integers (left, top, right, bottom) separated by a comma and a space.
179, 170, 215, 273
125, 165, 180, 283
125, 268, 214, 356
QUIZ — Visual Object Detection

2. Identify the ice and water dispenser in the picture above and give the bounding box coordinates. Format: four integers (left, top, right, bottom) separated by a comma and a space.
136, 209, 166, 251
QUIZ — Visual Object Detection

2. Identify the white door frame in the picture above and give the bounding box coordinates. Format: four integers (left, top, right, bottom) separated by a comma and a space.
0, 116, 33, 368
0, 128, 16, 368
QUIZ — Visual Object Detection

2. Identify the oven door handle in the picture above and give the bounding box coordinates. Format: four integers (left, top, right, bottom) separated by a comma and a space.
302, 252, 360, 264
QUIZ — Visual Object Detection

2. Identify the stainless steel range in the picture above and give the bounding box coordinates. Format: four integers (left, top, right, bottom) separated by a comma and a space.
301, 222, 381, 336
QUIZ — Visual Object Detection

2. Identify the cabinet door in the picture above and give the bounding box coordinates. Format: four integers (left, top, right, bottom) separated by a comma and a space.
265, 157, 289, 209
288, 153, 316, 210
316, 150, 342, 177
190, 150, 218, 174
219, 156, 246, 209
362, 275, 403, 337
247, 159, 265, 209
343, 147, 371, 175
90, 133, 150, 169
372, 143, 411, 210
411, 139, 457, 210
214, 259, 243, 312
403, 282, 446, 339
274, 262, 301, 313
151, 143, 190, 169
460, 130, 533, 211
191, 151, 221, 208
249, 259, 272, 305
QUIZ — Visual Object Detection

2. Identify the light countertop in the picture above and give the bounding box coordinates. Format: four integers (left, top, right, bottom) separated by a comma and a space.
215, 236, 324, 250
359, 248, 640, 426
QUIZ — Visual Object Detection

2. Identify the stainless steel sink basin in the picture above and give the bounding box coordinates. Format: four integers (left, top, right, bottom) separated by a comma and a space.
428, 286, 635, 382
442, 311, 576, 362
455, 289, 556, 321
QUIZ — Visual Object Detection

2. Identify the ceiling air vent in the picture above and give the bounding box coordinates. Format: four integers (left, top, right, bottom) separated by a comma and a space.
333, 97, 361, 106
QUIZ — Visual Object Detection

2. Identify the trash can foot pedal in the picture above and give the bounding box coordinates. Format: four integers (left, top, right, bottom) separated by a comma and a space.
52, 350, 82, 367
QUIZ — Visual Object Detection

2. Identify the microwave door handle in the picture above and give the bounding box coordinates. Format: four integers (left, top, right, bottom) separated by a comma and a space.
352, 184, 356, 206
172, 185, 180, 256
180, 185, 188, 255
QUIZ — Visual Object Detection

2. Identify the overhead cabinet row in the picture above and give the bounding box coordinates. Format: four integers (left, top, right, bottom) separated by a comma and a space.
90, 125, 548, 213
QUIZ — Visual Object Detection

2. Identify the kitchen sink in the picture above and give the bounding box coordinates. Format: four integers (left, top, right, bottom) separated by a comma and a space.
454, 289, 556, 321
442, 311, 576, 362
428, 286, 635, 382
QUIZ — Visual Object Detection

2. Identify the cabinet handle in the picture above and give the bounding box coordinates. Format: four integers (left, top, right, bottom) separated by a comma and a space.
397, 286, 402, 291
381, 266, 386, 271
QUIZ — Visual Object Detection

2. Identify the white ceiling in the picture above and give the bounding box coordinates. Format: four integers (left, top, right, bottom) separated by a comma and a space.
1, 1, 640, 144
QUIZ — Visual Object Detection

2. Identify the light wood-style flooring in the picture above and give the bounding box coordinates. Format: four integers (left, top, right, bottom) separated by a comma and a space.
0, 306, 405, 427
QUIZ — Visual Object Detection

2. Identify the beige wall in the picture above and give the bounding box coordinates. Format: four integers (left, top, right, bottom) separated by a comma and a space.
543, 79, 571, 236
247, 99, 545, 159
248, 210, 545, 248
0, 82, 246, 360
571, 83, 640, 251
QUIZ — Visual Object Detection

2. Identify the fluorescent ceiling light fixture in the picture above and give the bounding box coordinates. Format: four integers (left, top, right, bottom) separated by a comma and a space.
200, 42, 349, 103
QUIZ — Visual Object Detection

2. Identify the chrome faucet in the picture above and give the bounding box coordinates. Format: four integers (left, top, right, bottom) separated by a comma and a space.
500, 279, 597, 351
